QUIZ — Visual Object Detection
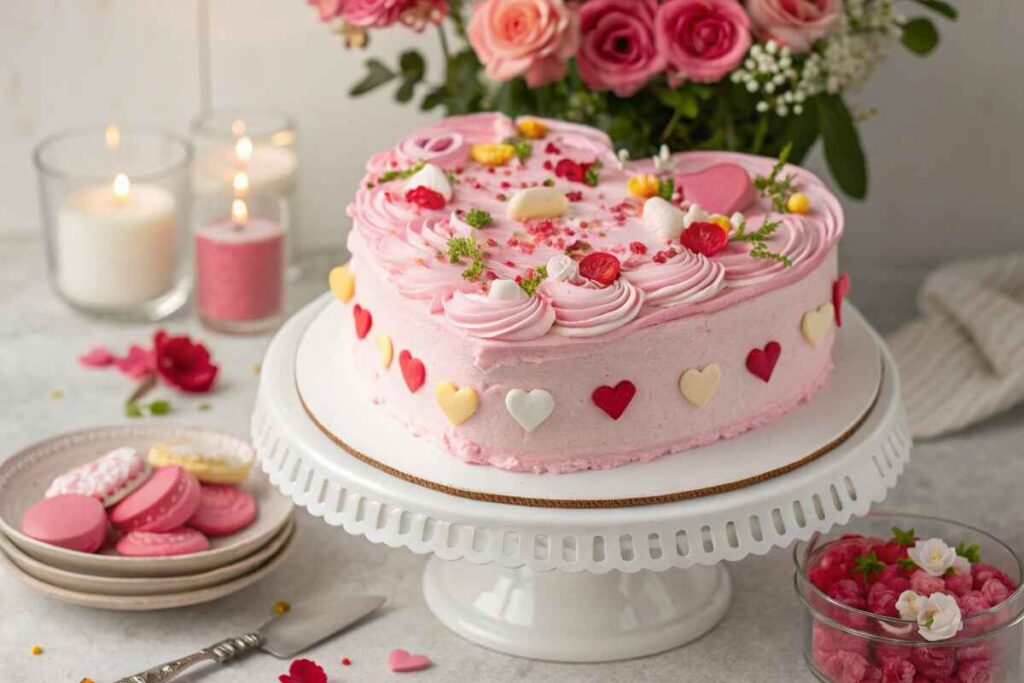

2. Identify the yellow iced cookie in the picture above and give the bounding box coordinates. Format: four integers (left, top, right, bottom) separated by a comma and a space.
147, 441, 253, 484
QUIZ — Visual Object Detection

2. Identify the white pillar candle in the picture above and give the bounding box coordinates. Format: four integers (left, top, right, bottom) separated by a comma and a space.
56, 174, 178, 308
194, 138, 297, 199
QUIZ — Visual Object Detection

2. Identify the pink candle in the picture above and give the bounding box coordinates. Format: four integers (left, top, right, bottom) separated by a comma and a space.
195, 216, 284, 324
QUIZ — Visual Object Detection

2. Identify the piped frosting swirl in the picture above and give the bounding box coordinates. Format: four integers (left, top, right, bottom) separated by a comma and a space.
546, 278, 645, 337
622, 250, 725, 306
444, 289, 555, 341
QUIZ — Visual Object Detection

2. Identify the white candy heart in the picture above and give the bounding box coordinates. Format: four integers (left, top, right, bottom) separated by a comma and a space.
489, 279, 528, 301
404, 163, 452, 201
683, 203, 711, 228
801, 303, 835, 347
507, 187, 568, 221
678, 364, 721, 407
642, 197, 685, 241
546, 254, 579, 282
505, 388, 555, 432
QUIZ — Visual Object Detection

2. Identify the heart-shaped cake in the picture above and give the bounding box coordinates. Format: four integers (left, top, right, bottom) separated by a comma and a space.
334, 113, 844, 473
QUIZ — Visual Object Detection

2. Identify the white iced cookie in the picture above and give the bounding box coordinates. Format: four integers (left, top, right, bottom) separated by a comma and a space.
642, 197, 685, 241
148, 441, 253, 485
403, 163, 452, 201
507, 187, 568, 221
46, 447, 151, 507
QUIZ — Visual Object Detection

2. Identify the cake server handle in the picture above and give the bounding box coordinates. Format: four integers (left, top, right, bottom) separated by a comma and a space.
111, 632, 264, 683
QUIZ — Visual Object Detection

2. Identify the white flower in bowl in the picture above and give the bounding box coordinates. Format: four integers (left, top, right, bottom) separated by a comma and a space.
907, 538, 957, 576
916, 593, 964, 642
896, 590, 923, 620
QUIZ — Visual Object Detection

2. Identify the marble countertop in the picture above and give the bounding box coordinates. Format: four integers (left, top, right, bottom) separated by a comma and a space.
1, 236, 1021, 683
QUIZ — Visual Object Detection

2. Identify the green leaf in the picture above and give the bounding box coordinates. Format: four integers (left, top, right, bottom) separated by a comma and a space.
148, 399, 170, 416
399, 50, 426, 82
853, 552, 885, 578
784, 102, 820, 164
955, 542, 982, 564
349, 59, 396, 97
892, 526, 917, 547
901, 18, 940, 55
909, 0, 957, 20
657, 89, 699, 119
395, 79, 416, 104
817, 95, 867, 199
421, 88, 445, 111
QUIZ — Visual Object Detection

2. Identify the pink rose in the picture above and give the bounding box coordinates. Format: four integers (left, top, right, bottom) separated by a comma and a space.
821, 650, 872, 683
576, 0, 665, 97
827, 579, 867, 610
956, 658, 993, 683
867, 582, 900, 617
468, 0, 580, 87
308, 0, 346, 22
911, 646, 956, 680
957, 590, 992, 617
910, 569, 946, 597
745, 0, 840, 52
655, 0, 751, 83
880, 659, 915, 683
343, 0, 405, 27
945, 571, 974, 597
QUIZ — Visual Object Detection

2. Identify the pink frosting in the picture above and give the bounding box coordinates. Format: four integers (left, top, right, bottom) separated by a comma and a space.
622, 249, 724, 305
546, 278, 644, 337
346, 113, 843, 344
444, 290, 556, 341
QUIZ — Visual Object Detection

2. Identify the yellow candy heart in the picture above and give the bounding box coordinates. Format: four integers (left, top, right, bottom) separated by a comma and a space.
435, 382, 479, 426
377, 333, 393, 369
329, 264, 355, 303
628, 174, 661, 199
517, 118, 548, 139
678, 364, 721, 408
801, 303, 835, 347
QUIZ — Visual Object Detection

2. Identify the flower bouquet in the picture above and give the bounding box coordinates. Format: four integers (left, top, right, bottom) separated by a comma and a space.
306, 0, 957, 198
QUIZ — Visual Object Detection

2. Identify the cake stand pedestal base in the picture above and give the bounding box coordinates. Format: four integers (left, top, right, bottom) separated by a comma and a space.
422, 557, 731, 662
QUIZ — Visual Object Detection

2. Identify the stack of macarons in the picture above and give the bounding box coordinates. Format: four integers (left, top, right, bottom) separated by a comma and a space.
21, 442, 258, 558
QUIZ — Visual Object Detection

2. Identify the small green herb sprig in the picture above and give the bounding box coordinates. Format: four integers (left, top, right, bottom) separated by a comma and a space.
892, 526, 916, 547
503, 137, 533, 163
853, 551, 885, 579
370, 161, 426, 188
126, 399, 170, 419
731, 217, 792, 267
447, 236, 485, 281
584, 160, 602, 187
517, 265, 548, 297
657, 177, 675, 201
753, 142, 797, 212
464, 208, 492, 229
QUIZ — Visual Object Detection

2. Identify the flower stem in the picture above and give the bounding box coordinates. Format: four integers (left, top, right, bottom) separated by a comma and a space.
436, 23, 451, 64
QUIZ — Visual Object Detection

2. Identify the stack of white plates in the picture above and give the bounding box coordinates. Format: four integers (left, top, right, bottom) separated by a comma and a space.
0, 425, 295, 610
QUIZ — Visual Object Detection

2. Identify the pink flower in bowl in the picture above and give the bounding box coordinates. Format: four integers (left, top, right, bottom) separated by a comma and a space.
468, 0, 580, 87
576, 0, 665, 97
746, 0, 840, 52
655, 0, 751, 84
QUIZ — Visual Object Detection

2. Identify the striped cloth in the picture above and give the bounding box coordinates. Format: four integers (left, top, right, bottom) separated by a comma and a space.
886, 254, 1024, 438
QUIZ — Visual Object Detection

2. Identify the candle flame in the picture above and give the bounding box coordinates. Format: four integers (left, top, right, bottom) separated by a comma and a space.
231, 198, 249, 226
271, 129, 296, 147
105, 124, 120, 150
235, 136, 253, 164
113, 173, 130, 203
233, 171, 250, 196
231, 119, 246, 137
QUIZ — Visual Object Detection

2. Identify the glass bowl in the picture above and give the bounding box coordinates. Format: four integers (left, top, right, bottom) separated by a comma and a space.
794, 513, 1024, 682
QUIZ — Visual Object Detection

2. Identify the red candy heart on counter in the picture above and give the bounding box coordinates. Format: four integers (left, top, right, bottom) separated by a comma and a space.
353, 305, 373, 339
746, 341, 781, 382
676, 163, 756, 215
399, 350, 425, 393
388, 649, 431, 673
833, 273, 851, 327
592, 380, 637, 420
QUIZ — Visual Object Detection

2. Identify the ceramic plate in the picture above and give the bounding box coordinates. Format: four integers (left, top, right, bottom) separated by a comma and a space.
0, 517, 293, 596
0, 523, 295, 611
0, 425, 293, 577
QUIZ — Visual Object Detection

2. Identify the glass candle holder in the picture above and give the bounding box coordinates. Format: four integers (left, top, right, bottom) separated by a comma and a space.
190, 108, 300, 278
194, 190, 286, 334
34, 126, 193, 321
794, 513, 1024, 682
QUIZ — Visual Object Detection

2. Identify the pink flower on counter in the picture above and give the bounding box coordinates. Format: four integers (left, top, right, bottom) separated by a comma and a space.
655, 0, 751, 83
468, 0, 580, 87
154, 331, 218, 394
576, 0, 665, 97
114, 345, 157, 380
746, 0, 840, 52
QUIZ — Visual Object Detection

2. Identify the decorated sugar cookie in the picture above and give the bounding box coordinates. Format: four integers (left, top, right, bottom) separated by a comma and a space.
110, 465, 201, 533
45, 447, 151, 507
148, 441, 254, 484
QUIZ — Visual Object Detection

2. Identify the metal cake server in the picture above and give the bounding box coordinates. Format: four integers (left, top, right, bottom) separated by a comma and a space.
112, 594, 385, 683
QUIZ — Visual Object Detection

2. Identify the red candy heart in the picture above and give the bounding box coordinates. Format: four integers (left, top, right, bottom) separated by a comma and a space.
833, 273, 851, 327
676, 163, 756, 215
592, 380, 637, 420
353, 305, 373, 339
388, 649, 431, 673
681, 221, 729, 257
579, 252, 621, 285
399, 350, 425, 393
746, 341, 781, 382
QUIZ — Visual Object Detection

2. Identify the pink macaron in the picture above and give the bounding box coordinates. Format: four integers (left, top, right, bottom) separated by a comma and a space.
110, 465, 201, 533
187, 485, 258, 537
21, 494, 108, 553
116, 528, 210, 557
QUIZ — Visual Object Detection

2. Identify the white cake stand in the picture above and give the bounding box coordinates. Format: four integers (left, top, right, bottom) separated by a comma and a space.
252, 294, 911, 662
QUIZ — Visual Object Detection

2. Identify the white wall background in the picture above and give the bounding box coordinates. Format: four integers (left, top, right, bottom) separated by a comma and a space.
3, 0, 1022, 268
